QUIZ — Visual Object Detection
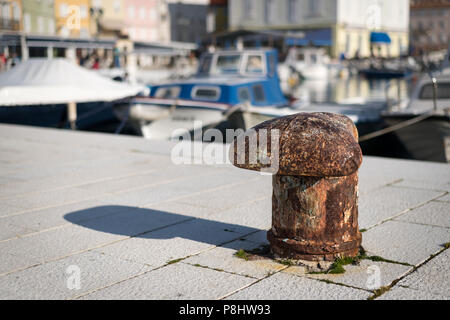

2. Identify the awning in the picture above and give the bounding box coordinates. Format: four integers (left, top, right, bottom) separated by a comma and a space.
370, 32, 391, 44
26, 35, 116, 49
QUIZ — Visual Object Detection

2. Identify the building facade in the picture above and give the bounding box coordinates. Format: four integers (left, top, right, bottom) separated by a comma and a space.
22, 0, 56, 35
0, 0, 22, 32
410, 0, 450, 54
123, 0, 161, 42
228, 0, 410, 58
207, 0, 228, 34
54, 0, 91, 38
168, 0, 208, 43
89, 0, 126, 38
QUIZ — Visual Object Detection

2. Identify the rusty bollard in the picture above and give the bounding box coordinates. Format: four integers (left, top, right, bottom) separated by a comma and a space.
230, 112, 363, 262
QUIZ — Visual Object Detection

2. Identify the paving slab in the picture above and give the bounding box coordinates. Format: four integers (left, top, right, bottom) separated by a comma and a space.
0, 224, 125, 275
395, 201, 450, 228
284, 260, 412, 291
93, 218, 257, 267
183, 239, 285, 279
396, 249, 450, 298
391, 179, 450, 192
225, 272, 371, 300
435, 193, 450, 202
358, 186, 443, 229
0, 222, 36, 241
376, 285, 449, 300
0, 199, 118, 234
207, 197, 272, 230
0, 251, 150, 300
362, 220, 450, 266
79, 262, 254, 300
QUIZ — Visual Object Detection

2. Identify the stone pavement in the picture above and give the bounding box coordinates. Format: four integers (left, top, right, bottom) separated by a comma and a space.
0, 124, 448, 300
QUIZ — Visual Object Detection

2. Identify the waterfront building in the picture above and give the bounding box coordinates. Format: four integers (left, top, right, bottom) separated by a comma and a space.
89, 0, 126, 38
54, 0, 91, 38
22, 0, 56, 36
0, 0, 22, 33
167, 0, 208, 43
123, 0, 161, 42
410, 0, 450, 54
228, 0, 410, 58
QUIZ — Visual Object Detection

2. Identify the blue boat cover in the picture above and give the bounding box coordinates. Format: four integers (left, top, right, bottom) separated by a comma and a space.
370, 32, 391, 44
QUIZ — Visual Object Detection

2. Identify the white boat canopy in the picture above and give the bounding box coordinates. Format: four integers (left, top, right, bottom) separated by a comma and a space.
0, 58, 144, 106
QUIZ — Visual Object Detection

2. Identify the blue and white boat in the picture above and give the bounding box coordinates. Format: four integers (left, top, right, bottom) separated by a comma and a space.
113, 49, 306, 140
113, 49, 384, 140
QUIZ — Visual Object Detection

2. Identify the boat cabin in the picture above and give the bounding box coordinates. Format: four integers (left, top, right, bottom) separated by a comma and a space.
284, 47, 328, 67
147, 49, 287, 107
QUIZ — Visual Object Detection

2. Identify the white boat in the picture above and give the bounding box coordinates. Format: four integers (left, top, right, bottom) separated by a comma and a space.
0, 58, 144, 130
381, 73, 450, 162
279, 47, 347, 81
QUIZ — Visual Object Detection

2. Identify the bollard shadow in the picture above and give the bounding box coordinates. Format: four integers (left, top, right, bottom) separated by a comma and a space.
64, 205, 265, 251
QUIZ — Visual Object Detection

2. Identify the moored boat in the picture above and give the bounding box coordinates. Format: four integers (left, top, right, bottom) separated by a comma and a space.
114, 49, 385, 141
381, 73, 450, 162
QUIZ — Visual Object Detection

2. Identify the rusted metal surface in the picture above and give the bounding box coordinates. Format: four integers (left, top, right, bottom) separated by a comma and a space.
231, 112, 362, 177
230, 112, 363, 261
268, 173, 361, 261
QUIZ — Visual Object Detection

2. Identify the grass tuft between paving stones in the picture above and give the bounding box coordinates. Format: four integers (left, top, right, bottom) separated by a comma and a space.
234, 246, 412, 275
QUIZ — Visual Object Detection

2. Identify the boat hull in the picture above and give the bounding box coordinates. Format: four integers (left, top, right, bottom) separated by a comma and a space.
0, 102, 117, 130
383, 114, 450, 162
359, 69, 411, 79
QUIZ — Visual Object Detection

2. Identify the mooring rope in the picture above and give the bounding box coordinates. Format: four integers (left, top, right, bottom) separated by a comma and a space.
358, 109, 440, 142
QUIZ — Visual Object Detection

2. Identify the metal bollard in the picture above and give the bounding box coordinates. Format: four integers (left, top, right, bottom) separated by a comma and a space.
230, 112, 363, 261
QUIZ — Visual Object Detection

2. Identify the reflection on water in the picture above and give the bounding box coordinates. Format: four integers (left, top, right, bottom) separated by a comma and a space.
290, 75, 415, 105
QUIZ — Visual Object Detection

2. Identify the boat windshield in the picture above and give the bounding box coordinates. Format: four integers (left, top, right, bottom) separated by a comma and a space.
245, 55, 264, 74
215, 54, 241, 74
419, 83, 450, 100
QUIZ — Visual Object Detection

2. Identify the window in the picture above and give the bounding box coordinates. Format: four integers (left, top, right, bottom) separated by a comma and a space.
23, 13, 31, 32
80, 5, 87, 19
12, 3, 20, 20
264, 0, 276, 24
60, 4, 69, 17
245, 54, 264, 74
154, 86, 181, 99
308, 0, 320, 16
192, 86, 221, 101
419, 83, 450, 100
38, 16, 44, 33
48, 18, 55, 34
252, 84, 266, 102
243, 0, 252, 19
128, 6, 135, 19
288, 0, 298, 23
1, 4, 10, 20
198, 55, 212, 74
216, 54, 241, 74
114, 0, 121, 13
93, 0, 102, 8
139, 7, 146, 20
149, 8, 157, 20
238, 87, 251, 102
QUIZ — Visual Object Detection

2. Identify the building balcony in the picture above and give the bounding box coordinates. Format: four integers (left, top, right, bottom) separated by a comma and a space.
0, 17, 21, 31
